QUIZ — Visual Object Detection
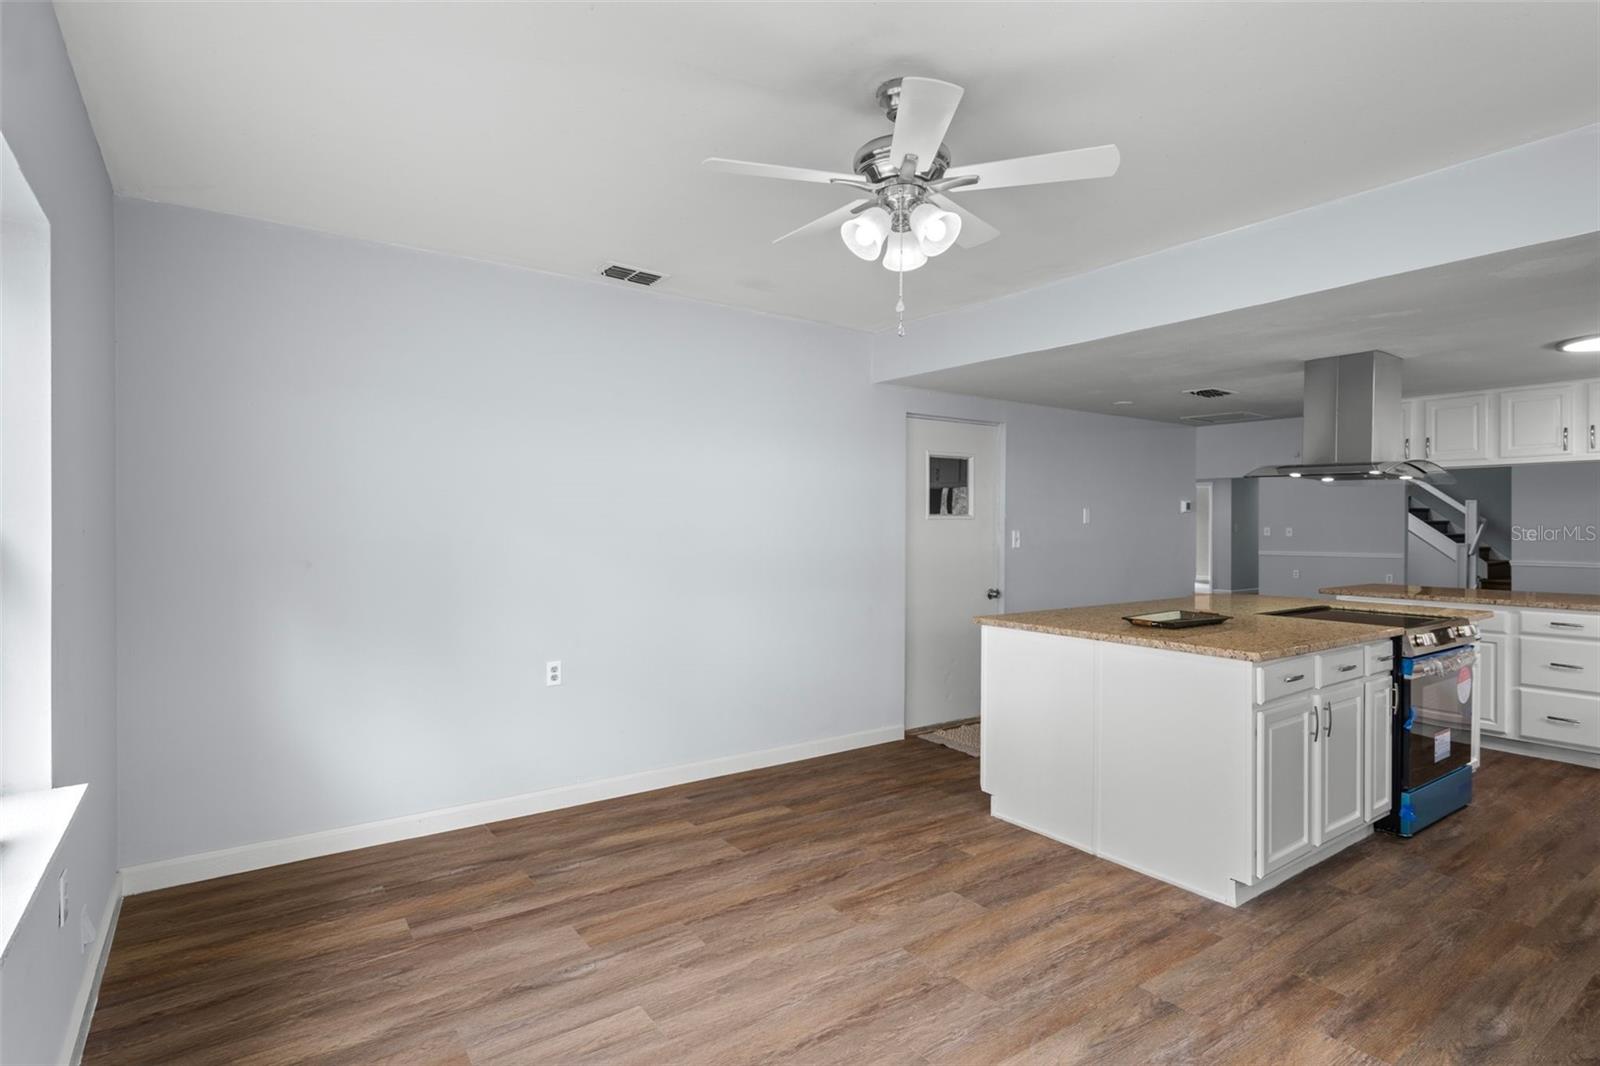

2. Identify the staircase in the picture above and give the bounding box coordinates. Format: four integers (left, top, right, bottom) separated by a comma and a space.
1405, 484, 1487, 589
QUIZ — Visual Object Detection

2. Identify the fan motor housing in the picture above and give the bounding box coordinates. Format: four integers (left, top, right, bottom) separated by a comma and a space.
852, 134, 951, 184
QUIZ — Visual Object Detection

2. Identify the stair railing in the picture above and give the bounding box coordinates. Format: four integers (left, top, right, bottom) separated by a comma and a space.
1406, 481, 1481, 588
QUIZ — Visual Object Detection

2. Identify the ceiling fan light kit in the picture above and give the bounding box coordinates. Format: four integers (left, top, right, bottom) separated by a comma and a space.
704, 75, 1121, 333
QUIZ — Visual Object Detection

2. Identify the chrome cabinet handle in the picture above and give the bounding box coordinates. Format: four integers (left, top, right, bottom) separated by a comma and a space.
1591, 423, 1596, 449
1549, 662, 1584, 671
1284, 673, 1306, 683
1338, 664, 1358, 673
1425, 435, 1431, 457
1325, 701, 1333, 737
1545, 715, 1581, 725
1548, 621, 1583, 629
1390, 683, 1399, 718
1310, 700, 1319, 742
1404, 437, 1411, 459
1563, 426, 1570, 451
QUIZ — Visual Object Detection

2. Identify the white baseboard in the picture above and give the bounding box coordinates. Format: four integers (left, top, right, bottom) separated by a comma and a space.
121, 725, 905, 895
61, 873, 122, 1066
1481, 734, 1600, 769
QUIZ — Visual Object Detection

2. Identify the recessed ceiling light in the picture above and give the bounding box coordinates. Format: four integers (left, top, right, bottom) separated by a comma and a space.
1321, 476, 1335, 483
1557, 334, 1600, 353
1288, 472, 1302, 478
1112, 400, 1134, 406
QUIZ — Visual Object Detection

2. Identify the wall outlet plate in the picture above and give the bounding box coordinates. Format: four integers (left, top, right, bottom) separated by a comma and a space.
546, 661, 561, 686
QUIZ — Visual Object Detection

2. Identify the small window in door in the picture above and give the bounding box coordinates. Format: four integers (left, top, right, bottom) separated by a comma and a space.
927, 455, 971, 517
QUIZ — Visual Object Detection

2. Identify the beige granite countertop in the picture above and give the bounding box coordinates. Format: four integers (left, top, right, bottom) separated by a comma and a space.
1320, 584, 1600, 612
975, 593, 1492, 663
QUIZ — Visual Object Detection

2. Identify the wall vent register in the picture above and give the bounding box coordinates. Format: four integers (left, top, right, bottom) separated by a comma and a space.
598, 264, 665, 286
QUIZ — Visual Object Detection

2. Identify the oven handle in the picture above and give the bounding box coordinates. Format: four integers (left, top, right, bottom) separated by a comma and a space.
1402, 647, 1478, 679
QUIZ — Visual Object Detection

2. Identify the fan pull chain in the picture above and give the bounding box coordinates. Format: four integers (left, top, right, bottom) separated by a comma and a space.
895, 240, 907, 337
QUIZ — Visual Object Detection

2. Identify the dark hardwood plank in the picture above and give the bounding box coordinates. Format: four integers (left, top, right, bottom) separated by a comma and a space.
83, 744, 1600, 1065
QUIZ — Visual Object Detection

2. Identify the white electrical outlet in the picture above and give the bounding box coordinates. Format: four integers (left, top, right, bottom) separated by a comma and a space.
546, 660, 561, 686
1385, 574, 1395, 583
58, 871, 68, 928
1263, 526, 1271, 537
1082, 507, 1090, 525
1010, 530, 1021, 548
1292, 569, 1301, 580
1179, 499, 1192, 513
1285, 526, 1293, 538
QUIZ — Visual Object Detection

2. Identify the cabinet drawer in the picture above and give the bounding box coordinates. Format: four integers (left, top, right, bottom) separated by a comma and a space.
1520, 637, 1600, 694
1257, 656, 1315, 704
1363, 641, 1396, 676
1317, 646, 1366, 687
1521, 610, 1600, 641
1519, 688, 1600, 750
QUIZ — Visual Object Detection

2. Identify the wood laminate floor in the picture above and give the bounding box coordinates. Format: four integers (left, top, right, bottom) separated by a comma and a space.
85, 744, 1600, 1065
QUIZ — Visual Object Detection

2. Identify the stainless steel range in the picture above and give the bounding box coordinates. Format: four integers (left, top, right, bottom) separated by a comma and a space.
1267, 604, 1479, 836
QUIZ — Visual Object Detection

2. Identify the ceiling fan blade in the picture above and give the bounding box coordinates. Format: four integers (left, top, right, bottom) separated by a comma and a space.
930, 193, 998, 248
702, 157, 861, 185
888, 77, 964, 176
943, 144, 1120, 190
773, 199, 872, 243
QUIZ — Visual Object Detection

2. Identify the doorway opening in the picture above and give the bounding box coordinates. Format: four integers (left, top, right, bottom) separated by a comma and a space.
905, 416, 1004, 741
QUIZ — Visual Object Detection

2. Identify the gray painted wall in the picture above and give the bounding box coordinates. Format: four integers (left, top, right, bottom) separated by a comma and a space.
1258, 478, 1406, 596
0, 5, 119, 1064
114, 199, 1196, 868
1194, 418, 1304, 480
1511, 463, 1600, 594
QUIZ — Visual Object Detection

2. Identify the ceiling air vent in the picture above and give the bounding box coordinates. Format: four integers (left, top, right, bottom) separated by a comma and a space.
599, 264, 666, 287
1180, 411, 1268, 426
1183, 387, 1236, 399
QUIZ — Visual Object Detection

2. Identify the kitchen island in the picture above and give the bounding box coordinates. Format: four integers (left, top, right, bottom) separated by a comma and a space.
975, 593, 1489, 906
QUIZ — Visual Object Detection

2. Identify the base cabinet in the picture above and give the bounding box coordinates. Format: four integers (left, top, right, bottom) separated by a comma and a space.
1256, 697, 1316, 878
1478, 633, 1507, 735
1318, 685, 1366, 841
1365, 676, 1393, 821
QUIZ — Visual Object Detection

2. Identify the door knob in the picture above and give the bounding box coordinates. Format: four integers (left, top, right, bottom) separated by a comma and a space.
986, 588, 1002, 600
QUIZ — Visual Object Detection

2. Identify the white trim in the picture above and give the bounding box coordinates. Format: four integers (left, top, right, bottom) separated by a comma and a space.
120, 725, 904, 895
62, 874, 122, 1066
1259, 550, 1405, 559
1228, 822, 1372, 907
1511, 559, 1600, 570
1481, 734, 1600, 769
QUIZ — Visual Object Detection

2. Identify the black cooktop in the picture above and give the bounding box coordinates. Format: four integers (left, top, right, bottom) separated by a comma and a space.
1265, 605, 1453, 629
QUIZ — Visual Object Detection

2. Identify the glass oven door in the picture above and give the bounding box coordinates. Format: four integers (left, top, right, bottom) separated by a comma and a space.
1399, 646, 1476, 791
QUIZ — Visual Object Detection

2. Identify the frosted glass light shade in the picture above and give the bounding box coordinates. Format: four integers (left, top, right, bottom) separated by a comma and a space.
839, 206, 890, 261
881, 233, 927, 272
909, 203, 961, 256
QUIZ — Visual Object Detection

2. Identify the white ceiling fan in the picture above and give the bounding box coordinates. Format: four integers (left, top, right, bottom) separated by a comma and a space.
703, 76, 1120, 330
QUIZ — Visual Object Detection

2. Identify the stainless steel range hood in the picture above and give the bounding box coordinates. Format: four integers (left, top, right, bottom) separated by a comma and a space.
1246, 350, 1451, 483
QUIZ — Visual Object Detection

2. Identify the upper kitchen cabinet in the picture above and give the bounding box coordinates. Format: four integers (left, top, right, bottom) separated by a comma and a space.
1588, 381, 1600, 455
1423, 393, 1491, 463
1401, 399, 1423, 461
1499, 384, 1576, 459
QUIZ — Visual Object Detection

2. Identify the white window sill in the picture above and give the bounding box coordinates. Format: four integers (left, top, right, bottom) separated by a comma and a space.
0, 782, 87, 962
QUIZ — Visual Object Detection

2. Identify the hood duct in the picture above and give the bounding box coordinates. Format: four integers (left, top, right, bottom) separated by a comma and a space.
1246, 350, 1451, 483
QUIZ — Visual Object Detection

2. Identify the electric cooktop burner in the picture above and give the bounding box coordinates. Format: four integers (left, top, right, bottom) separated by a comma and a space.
1265, 605, 1478, 654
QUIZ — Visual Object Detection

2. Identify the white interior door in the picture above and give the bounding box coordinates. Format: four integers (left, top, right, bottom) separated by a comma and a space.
1195, 481, 1213, 590
906, 417, 1003, 730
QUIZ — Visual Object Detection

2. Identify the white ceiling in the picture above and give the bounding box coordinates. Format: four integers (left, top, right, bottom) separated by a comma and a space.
895, 235, 1600, 423
55, 1, 1600, 332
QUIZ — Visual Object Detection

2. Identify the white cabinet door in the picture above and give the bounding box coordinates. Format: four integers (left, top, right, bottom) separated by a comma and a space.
1402, 399, 1422, 461
1586, 382, 1600, 455
1318, 684, 1366, 841
1256, 696, 1317, 877
1477, 634, 1507, 735
1364, 675, 1393, 823
1424, 394, 1491, 463
1499, 386, 1575, 459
